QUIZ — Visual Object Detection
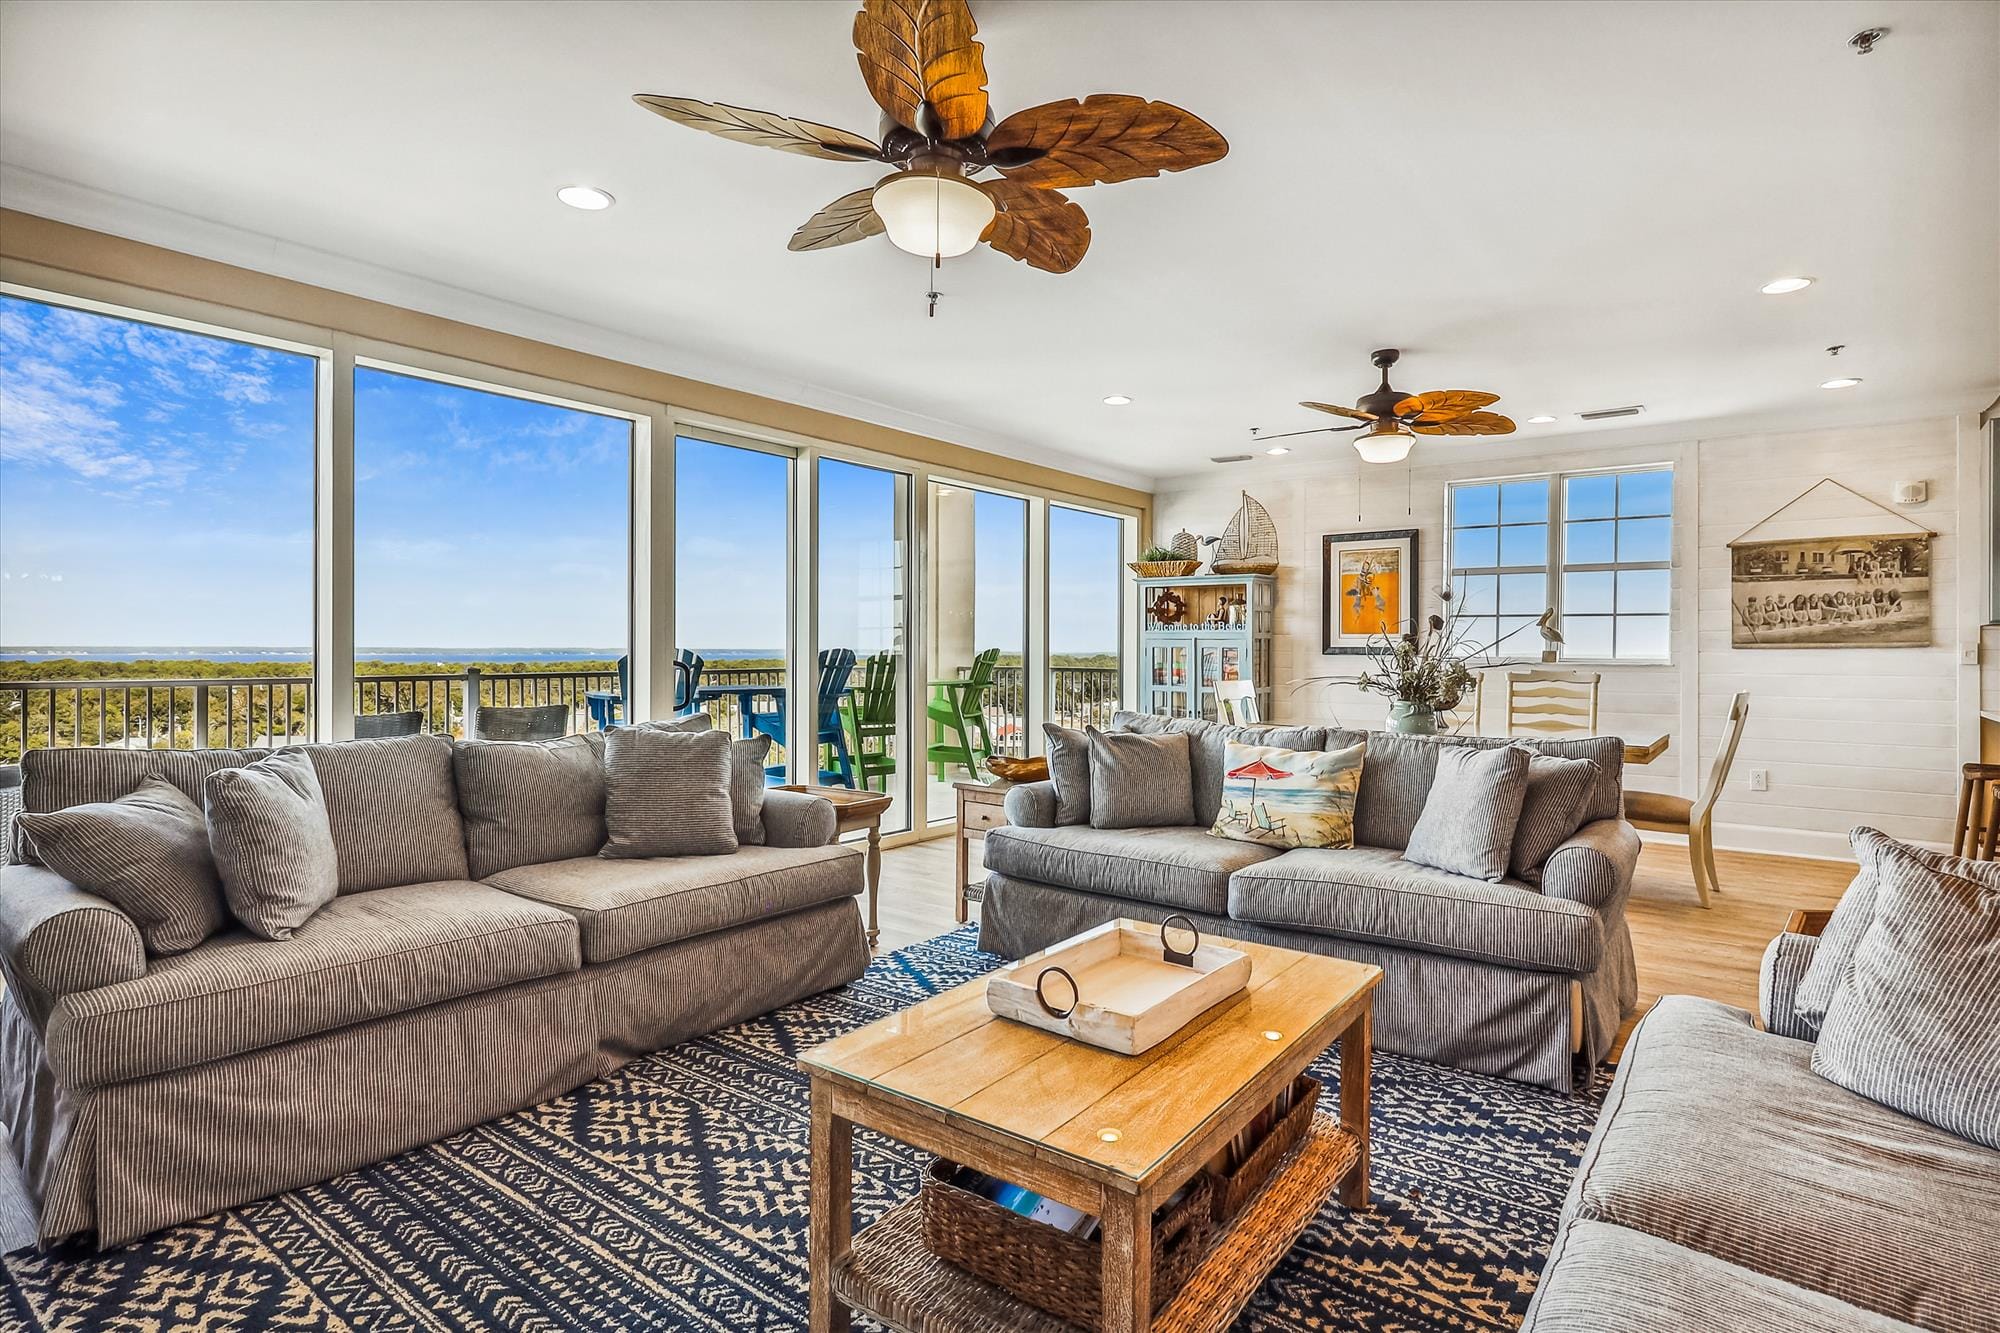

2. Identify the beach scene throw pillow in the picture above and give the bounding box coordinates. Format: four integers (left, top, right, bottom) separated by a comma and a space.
1210, 739, 1365, 849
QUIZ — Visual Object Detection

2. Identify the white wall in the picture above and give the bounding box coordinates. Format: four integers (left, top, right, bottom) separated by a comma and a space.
1153, 416, 1983, 859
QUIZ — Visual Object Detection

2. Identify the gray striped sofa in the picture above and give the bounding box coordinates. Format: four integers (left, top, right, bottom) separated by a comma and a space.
0, 733, 869, 1247
978, 715, 1640, 1091
1524, 958, 2000, 1331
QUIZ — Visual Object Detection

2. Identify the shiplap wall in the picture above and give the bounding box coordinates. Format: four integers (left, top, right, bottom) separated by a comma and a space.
1153, 416, 1969, 858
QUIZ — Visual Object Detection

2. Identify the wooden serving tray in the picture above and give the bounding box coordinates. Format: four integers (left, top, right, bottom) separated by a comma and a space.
986, 919, 1253, 1056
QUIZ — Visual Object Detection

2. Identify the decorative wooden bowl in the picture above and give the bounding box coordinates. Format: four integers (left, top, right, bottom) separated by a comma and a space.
1210, 557, 1279, 575
1129, 559, 1202, 578
984, 755, 1048, 783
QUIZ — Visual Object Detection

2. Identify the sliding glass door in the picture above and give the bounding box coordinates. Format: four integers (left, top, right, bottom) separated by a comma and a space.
926, 482, 1028, 823
818, 457, 912, 831
1048, 504, 1126, 731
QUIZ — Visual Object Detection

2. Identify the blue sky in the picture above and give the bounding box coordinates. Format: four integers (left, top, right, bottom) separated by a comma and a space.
2, 294, 1122, 658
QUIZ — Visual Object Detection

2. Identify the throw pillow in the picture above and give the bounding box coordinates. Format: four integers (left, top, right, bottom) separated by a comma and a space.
601, 726, 738, 858
453, 733, 608, 879
1812, 839, 2000, 1150
16, 776, 228, 955
1086, 728, 1195, 829
203, 749, 340, 941
1509, 755, 1602, 884
635, 713, 715, 735
1209, 739, 1364, 850
1401, 743, 1532, 881
1794, 827, 2000, 1031
1042, 722, 1091, 826
730, 734, 774, 846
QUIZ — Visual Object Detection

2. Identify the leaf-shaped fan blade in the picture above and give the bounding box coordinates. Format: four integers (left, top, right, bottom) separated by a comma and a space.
853, 0, 989, 141
1391, 389, 1502, 423
1300, 400, 1377, 422
633, 96, 884, 162
988, 95, 1228, 189
1410, 412, 1517, 437
788, 188, 887, 252
979, 179, 1091, 274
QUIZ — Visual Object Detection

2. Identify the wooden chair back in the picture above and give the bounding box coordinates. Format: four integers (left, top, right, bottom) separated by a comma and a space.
474, 704, 569, 741
673, 649, 705, 713
1506, 669, 1600, 737
1694, 691, 1751, 822
1440, 670, 1485, 735
958, 647, 1001, 712
849, 651, 899, 730
816, 648, 859, 732
1214, 680, 1260, 725
354, 710, 423, 739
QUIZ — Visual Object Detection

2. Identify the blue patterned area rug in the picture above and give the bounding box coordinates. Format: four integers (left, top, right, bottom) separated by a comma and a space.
1, 928, 1607, 1331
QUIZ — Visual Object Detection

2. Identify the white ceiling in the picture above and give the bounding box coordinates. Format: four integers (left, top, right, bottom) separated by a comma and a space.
2, 0, 1995, 489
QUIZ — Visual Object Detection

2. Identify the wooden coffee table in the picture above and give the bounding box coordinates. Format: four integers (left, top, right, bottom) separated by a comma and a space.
801, 922, 1381, 1333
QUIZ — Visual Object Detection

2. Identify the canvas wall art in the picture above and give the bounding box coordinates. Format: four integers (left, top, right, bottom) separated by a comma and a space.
1729, 532, 1932, 647
1322, 528, 1417, 654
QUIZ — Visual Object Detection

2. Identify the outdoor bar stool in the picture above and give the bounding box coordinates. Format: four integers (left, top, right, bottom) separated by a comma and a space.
1950, 761, 2000, 859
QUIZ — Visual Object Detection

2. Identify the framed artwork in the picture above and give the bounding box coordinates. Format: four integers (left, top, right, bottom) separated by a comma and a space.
1729, 533, 1932, 647
1321, 529, 1417, 654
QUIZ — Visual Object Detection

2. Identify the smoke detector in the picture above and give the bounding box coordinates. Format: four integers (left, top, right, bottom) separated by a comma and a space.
1849, 27, 1887, 55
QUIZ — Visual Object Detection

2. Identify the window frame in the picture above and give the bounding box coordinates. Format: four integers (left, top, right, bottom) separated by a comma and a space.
1445, 462, 1675, 666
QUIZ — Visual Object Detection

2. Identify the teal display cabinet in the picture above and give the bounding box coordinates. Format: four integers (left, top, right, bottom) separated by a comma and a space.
1136, 574, 1277, 722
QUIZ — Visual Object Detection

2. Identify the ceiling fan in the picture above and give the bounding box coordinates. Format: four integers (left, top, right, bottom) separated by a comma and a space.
1297, 349, 1517, 463
633, 0, 1227, 288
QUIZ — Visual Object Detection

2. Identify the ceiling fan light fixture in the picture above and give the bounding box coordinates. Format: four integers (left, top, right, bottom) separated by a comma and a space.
1352, 423, 1416, 465
871, 172, 995, 260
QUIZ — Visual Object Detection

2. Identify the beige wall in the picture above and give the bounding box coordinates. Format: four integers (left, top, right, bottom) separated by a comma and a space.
1154, 416, 1981, 858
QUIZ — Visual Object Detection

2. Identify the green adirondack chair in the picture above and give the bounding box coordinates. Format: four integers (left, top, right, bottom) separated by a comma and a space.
842, 650, 899, 792
927, 647, 1000, 779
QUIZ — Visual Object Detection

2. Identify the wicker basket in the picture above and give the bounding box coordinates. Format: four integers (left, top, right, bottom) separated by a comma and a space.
921, 1159, 1215, 1328
1128, 560, 1201, 578
1205, 1075, 1321, 1224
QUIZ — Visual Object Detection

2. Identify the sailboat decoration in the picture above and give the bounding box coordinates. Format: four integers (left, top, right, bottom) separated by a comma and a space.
1204, 491, 1280, 575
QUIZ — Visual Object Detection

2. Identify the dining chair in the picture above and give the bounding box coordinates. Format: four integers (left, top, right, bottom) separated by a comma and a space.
473, 703, 570, 741
1625, 691, 1750, 908
842, 650, 899, 792
1949, 762, 2000, 860
1214, 679, 1261, 724
1506, 669, 1600, 737
354, 709, 423, 739
585, 656, 631, 731
673, 649, 706, 715
1439, 670, 1485, 734
748, 648, 858, 787
926, 647, 1000, 779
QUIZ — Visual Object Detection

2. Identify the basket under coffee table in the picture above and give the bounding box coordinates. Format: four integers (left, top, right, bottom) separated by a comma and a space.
800, 921, 1381, 1333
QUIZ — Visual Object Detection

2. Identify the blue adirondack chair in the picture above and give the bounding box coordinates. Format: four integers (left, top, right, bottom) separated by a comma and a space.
746, 648, 857, 787
586, 650, 704, 729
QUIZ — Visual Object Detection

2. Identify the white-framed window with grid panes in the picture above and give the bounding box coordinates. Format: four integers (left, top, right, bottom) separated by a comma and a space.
1446, 465, 1673, 663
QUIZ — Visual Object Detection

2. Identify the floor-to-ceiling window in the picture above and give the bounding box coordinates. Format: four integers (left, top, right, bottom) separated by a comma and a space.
1047, 504, 1126, 731
351, 364, 632, 737
0, 291, 321, 758
676, 434, 793, 773
927, 482, 1027, 822
819, 457, 911, 830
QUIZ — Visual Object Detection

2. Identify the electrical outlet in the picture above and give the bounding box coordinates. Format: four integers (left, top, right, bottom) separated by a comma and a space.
1961, 643, 1982, 666
1749, 769, 1770, 793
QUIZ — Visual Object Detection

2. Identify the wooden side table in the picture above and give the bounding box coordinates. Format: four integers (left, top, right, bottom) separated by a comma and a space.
779, 785, 894, 950
952, 779, 1011, 924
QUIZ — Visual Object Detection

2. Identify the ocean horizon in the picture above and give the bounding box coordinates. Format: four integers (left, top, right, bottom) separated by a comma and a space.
2, 646, 783, 665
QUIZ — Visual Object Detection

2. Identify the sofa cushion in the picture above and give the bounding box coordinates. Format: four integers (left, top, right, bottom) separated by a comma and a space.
1227, 844, 1603, 972
982, 824, 1279, 916
1209, 739, 1364, 850
18, 745, 266, 863
1813, 839, 2000, 1150
203, 749, 340, 940
454, 732, 607, 878
1043, 723, 1092, 826
484, 844, 863, 963
1511, 755, 1600, 884
1109, 712, 1330, 827
16, 776, 227, 955
301, 734, 469, 893
1354, 731, 1625, 850
1524, 1220, 1923, 1333
1087, 728, 1195, 828
46, 880, 579, 1089
1567, 995, 2000, 1333
602, 727, 738, 858
1402, 743, 1531, 881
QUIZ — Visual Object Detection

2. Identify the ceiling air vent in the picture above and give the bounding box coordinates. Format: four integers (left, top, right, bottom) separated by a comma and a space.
1578, 405, 1645, 421
1211, 453, 1254, 464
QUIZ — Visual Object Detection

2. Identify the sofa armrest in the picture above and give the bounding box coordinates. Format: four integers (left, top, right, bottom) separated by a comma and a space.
1003, 781, 1059, 829
0, 863, 147, 1025
1540, 818, 1640, 914
1758, 930, 1822, 1041
760, 789, 838, 847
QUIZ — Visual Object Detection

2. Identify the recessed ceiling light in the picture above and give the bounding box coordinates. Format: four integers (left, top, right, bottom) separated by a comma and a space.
1102, 394, 1132, 406
1265, 446, 1290, 456
1760, 276, 1813, 295
1527, 414, 1558, 425
1821, 376, 1863, 390
557, 185, 615, 211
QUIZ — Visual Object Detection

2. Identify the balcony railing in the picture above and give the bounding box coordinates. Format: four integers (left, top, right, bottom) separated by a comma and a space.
1, 663, 1124, 762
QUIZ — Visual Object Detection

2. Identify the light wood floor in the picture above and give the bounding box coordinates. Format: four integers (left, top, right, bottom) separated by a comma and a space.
875, 835, 1854, 1056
